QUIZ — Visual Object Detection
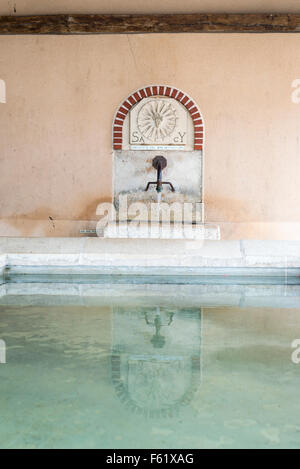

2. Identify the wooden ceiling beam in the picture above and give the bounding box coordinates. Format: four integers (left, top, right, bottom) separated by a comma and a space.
1, 14, 300, 35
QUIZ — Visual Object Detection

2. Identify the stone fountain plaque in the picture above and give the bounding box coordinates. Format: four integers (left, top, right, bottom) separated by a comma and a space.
112, 88, 205, 227
130, 97, 188, 148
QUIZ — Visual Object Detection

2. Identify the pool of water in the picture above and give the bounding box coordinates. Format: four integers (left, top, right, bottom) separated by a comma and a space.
0, 279, 300, 449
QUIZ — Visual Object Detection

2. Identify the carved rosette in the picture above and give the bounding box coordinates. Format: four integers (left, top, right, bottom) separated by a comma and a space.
137, 99, 177, 143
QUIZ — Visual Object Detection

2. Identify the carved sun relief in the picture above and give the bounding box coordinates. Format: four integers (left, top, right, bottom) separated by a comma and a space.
130, 96, 188, 147
137, 100, 177, 142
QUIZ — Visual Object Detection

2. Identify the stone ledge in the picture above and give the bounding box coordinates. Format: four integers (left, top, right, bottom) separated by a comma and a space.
103, 222, 220, 240
242, 240, 300, 257
0, 239, 299, 270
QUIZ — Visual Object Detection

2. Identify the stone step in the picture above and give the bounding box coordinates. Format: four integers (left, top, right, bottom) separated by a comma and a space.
103, 221, 220, 240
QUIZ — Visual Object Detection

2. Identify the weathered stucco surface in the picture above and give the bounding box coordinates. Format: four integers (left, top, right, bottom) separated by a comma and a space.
1, 32, 300, 238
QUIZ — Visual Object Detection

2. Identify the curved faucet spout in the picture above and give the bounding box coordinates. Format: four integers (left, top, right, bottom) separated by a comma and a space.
145, 156, 175, 193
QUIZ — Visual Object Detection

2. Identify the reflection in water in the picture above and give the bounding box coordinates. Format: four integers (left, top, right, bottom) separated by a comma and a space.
144, 307, 174, 348
1, 284, 300, 448
111, 306, 201, 418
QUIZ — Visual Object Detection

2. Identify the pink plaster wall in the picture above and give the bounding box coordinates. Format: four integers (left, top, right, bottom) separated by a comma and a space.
0, 33, 300, 238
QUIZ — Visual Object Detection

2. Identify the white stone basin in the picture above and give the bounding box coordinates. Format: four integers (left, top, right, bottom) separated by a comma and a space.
103, 221, 220, 240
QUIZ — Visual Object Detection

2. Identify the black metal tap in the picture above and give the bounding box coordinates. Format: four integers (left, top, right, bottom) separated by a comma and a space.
145, 156, 175, 193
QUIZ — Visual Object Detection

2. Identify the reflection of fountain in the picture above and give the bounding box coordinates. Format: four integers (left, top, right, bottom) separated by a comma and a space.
144, 307, 174, 348
111, 307, 201, 418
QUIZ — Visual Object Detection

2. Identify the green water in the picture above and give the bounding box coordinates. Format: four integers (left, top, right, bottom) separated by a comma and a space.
0, 283, 300, 449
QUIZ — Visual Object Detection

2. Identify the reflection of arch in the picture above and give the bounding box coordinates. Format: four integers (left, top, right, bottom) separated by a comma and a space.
0, 79, 6, 104
111, 353, 201, 418
113, 85, 204, 151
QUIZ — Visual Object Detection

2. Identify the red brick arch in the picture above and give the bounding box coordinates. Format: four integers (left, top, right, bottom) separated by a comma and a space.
113, 85, 204, 151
